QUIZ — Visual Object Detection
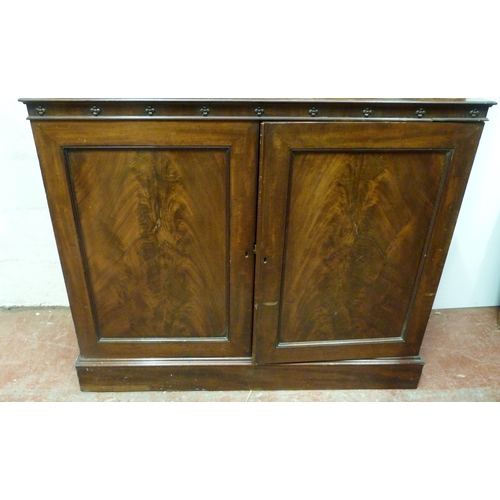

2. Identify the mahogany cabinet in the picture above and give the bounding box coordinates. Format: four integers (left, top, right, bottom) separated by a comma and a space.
20, 98, 495, 391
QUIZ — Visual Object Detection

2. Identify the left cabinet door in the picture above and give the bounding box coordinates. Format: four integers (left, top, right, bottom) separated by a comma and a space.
31, 121, 259, 359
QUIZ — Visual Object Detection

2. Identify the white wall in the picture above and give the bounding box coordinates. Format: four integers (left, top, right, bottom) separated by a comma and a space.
1, 1, 499, 309
0, 99, 69, 305
434, 104, 500, 308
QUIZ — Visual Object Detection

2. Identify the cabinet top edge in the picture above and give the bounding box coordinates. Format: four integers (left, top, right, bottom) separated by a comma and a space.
18, 98, 497, 105
19, 98, 496, 122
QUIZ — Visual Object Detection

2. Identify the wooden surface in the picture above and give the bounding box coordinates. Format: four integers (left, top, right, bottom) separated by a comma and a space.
20, 98, 495, 122
279, 150, 444, 341
76, 356, 424, 391
31, 121, 259, 358
254, 121, 485, 364
67, 148, 229, 339
22, 98, 493, 391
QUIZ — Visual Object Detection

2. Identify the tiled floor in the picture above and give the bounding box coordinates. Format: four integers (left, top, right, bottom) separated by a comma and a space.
1, 306, 499, 401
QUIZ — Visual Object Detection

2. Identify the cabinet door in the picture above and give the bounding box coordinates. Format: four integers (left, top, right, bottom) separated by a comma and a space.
254, 121, 483, 364
32, 121, 259, 359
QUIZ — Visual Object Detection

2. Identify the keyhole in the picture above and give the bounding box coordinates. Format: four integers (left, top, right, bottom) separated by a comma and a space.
245, 252, 249, 259
263, 257, 267, 264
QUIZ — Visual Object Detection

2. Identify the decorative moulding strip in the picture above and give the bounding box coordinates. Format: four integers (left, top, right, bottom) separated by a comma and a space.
19, 98, 496, 122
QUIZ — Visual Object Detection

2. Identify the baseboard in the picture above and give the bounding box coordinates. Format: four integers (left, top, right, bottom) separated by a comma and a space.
76, 356, 424, 392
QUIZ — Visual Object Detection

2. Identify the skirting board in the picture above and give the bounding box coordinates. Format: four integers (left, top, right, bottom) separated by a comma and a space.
76, 356, 424, 392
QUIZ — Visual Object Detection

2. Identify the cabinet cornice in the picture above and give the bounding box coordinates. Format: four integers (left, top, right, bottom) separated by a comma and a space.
19, 98, 496, 122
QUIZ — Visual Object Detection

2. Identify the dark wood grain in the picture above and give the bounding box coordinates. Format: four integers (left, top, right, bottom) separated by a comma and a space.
254, 121, 485, 364
76, 356, 424, 391
67, 148, 229, 339
30, 121, 259, 358
279, 150, 446, 343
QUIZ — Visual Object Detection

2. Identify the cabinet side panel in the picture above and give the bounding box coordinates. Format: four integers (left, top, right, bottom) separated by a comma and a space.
279, 151, 447, 343
66, 148, 229, 339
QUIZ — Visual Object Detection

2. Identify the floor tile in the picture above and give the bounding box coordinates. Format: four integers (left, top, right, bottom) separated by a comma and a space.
1, 306, 500, 401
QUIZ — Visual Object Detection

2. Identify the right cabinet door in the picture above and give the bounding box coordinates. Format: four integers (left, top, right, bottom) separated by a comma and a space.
254, 121, 484, 364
